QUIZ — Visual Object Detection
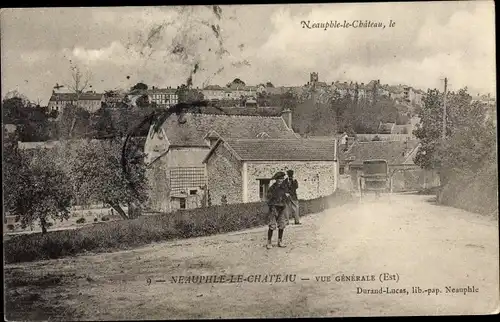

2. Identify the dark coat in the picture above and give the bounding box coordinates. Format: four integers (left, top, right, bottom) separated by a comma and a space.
285, 178, 299, 200
267, 181, 288, 207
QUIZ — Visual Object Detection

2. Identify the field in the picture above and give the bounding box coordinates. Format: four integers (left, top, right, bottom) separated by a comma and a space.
4, 194, 499, 320
3, 206, 124, 237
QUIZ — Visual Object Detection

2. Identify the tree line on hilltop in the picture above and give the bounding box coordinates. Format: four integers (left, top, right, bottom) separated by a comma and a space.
2, 84, 496, 235
2, 78, 418, 142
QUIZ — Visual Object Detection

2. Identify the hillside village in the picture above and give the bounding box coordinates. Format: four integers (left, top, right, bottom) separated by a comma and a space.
3, 70, 497, 220
45, 72, 430, 112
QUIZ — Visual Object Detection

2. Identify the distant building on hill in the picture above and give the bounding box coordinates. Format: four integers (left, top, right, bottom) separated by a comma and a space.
147, 87, 178, 108
48, 91, 104, 114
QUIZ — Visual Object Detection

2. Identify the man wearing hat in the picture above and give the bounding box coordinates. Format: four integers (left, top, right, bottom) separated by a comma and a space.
266, 171, 288, 249
285, 169, 301, 225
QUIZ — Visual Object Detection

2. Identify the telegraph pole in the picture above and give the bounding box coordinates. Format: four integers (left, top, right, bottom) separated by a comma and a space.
442, 77, 448, 139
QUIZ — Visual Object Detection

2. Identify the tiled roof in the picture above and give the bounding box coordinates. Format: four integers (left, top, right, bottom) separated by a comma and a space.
148, 88, 177, 94
203, 85, 225, 90
335, 82, 354, 90
389, 86, 404, 94
204, 138, 336, 163
392, 124, 413, 134
161, 113, 298, 147
378, 122, 395, 134
340, 140, 419, 166
49, 92, 104, 101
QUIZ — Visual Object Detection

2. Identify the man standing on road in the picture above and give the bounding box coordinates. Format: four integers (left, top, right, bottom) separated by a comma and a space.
340, 132, 349, 151
266, 171, 288, 249
285, 169, 301, 225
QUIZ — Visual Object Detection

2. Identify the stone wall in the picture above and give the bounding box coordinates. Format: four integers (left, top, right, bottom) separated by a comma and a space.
145, 158, 170, 212
246, 161, 337, 202
206, 144, 243, 206
146, 147, 211, 212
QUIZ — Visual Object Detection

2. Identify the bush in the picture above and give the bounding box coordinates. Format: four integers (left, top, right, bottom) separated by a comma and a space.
439, 159, 498, 216
4, 190, 353, 264
94, 218, 98, 222
76, 218, 86, 224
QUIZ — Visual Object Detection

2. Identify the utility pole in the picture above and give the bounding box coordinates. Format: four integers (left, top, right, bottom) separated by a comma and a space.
442, 77, 448, 139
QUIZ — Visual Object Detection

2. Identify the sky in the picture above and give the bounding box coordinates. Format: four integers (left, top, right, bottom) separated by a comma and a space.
1, 1, 496, 105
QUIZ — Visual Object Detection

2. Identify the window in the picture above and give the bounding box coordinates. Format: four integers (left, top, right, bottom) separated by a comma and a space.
189, 189, 197, 195
258, 179, 271, 201
170, 167, 206, 195
179, 198, 186, 209
339, 166, 345, 175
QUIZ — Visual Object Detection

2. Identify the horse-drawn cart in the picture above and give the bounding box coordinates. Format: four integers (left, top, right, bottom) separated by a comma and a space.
359, 159, 390, 198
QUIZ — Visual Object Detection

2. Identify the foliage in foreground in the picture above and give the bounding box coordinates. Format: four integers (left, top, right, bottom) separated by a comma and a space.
68, 138, 148, 219
4, 143, 72, 234
413, 87, 497, 215
4, 190, 353, 264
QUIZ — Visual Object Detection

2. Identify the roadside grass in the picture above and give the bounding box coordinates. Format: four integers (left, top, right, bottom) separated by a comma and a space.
4, 269, 81, 321
4, 190, 353, 264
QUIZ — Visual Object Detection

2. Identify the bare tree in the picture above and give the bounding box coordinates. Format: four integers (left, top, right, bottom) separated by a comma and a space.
64, 63, 93, 137
66, 64, 93, 99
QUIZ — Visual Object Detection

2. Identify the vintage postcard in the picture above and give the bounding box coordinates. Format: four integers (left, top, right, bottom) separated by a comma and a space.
2, 1, 498, 320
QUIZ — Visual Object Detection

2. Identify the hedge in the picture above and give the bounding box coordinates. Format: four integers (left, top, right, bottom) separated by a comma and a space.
439, 161, 498, 216
4, 190, 353, 264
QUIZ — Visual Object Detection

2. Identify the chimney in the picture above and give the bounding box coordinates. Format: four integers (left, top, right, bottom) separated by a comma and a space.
281, 108, 292, 129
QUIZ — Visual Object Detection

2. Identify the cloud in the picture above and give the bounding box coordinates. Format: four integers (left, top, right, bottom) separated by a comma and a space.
254, 2, 495, 93
1, 2, 496, 104
63, 41, 143, 66
19, 50, 52, 64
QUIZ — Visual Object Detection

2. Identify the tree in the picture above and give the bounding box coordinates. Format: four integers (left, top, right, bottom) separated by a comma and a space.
130, 82, 148, 92
66, 64, 92, 99
91, 107, 116, 138
68, 138, 148, 219
64, 64, 93, 137
57, 105, 91, 139
2, 96, 25, 124
135, 94, 151, 108
2, 96, 53, 141
266, 81, 274, 88
413, 88, 444, 170
414, 87, 491, 187
226, 78, 245, 88
3, 128, 22, 213
176, 85, 204, 103
6, 149, 72, 234
281, 91, 299, 111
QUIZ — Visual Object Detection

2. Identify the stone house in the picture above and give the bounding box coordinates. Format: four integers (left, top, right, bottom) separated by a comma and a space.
388, 86, 405, 101
143, 110, 299, 212
202, 84, 256, 101
339, 140, 440, 192
48, 91, 104, 114
202, 138, 338, 205
378, 122, 396, 134
148, 87, 178, 108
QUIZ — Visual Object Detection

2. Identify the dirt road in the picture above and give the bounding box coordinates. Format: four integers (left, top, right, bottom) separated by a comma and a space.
5, 194, 499, 320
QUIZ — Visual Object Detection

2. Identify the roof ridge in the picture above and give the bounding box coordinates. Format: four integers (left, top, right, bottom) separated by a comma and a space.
226, 137, 331, 141
181, 112, 283, 119
357, 139, 416, 143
